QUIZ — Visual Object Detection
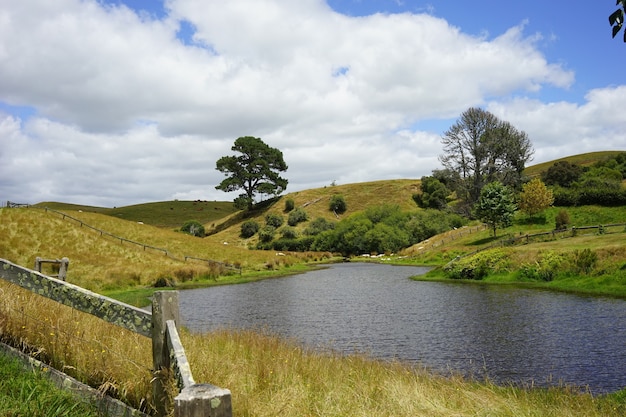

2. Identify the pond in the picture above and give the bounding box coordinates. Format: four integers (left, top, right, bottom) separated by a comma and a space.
179, 263, 626, 393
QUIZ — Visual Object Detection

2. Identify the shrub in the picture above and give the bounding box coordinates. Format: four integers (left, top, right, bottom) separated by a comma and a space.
572, 248, 598, 275
280, 227, 298, 239
304, 217, 335, 235
284, 198, 295, 212
444, 249, 510, 280
555, 210, 570, 230
265, 213, 284, 228
288, 208, 308, 226
241, 220, 260, 238
329, 195, 347, 214
258, 225, 276, 243
519, 252, 564, 281
181, 220, 205, 237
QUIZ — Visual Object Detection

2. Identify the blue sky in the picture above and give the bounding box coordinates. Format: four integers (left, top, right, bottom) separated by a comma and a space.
0, 0, 624, 206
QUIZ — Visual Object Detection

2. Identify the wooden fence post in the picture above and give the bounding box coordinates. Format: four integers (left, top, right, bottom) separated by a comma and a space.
152, 291, 181, 417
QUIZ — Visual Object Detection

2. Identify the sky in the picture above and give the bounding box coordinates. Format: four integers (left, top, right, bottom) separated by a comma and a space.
1, 0, 625, 207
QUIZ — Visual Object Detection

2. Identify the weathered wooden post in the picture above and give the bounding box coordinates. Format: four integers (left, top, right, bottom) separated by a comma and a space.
152, 291, 181, 417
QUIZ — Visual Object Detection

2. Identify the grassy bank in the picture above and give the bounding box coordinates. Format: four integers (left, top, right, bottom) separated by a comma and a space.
0, 351, 99, 417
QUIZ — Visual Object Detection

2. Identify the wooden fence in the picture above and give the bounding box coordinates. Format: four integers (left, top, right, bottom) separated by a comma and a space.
0, 258, 232, 417
447, 222, 626, 265
42, 207, 241, 274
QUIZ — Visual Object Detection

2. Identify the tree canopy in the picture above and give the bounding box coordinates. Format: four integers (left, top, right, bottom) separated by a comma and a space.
215, 136, 288, 210
439, 107, 533, 208
474, 181, 517, 237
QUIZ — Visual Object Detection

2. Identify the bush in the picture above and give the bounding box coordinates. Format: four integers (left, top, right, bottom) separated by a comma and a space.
284, 198, 295, 212
288, 208, 308, 226
444, 249, 510, 280
241, 220, 260, 238
280, 227, 298, 239
181, 220, 205, 237
258, 225, 276, 243
304, 217, 335, 235
555, 210, 570, 230
572, 248, 598, 275
519, 252, 564, 281
265, 213, 284, 228
329, 195, 347, 214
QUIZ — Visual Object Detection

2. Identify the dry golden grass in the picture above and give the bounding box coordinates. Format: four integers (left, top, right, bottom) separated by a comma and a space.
0, 207, 315, 292
181, 328, 622, 417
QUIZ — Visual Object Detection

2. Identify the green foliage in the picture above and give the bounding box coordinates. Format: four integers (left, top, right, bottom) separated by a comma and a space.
215, 136, 288, 210
572, 248, 598, 275
474, 182, 517, 237
287, 208, 308, 226
555, 209, 571, 230
258, 225, 277, 243
280, 227, 298, 239
181, 220, 205, 237
311, 204, 467, 256
284, 198, 295, 212
304, 217, 336, 236
413, 176, 450, 209
329, 194, 347, 214
265, 213, 284, 228
541, 160, 583, 187
610, 1, 626, 42
519, 251, 565, 281
0, 354, 99, 417
241, 220, 260, 238
444, 249, 510, 280
519, 178, 553, 218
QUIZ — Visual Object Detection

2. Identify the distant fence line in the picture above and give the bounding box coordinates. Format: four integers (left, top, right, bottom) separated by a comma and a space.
0, 258, 232, 417
42, 207, 241, 274
448, 222, 626, 265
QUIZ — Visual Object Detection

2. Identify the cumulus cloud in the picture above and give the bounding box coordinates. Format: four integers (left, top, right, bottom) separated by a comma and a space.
0, 0, 618, 207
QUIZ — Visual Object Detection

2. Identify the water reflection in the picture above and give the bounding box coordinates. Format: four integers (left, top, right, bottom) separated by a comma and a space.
179, 263, 626, 393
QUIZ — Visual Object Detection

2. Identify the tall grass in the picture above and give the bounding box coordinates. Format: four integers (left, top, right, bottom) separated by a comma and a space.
0, 351, 100, 417
0, 280, 623, 416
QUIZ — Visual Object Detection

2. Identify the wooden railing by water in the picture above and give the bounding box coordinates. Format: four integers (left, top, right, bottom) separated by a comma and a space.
0, 258, 232, 417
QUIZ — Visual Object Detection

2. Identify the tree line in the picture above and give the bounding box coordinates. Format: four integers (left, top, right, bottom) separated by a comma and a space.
208, 108, 624, 254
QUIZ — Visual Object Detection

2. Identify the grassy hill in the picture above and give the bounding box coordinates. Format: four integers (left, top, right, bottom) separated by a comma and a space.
523, 150, 623, 178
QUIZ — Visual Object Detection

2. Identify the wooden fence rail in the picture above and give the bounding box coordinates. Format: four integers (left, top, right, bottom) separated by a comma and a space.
447, 222, 626, 266
43, 207, 242, 274
0, 258, 232, 417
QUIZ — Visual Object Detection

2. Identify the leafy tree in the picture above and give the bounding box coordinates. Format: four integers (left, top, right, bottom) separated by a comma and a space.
610, 1, 626, 42
329, 195, 347, 214
474, 182, 517, 237
555, 209, 571, 230
181, 220, 205, 237
519, 178, 554, 219
413, 176, 450, 209
541, 160, 583, 187
440, 107, 533, 206
215, 136, 288, 210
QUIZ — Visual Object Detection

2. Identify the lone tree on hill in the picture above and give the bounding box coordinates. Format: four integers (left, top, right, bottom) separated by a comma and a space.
440, 107, 533, 208
216, 136, 288, 210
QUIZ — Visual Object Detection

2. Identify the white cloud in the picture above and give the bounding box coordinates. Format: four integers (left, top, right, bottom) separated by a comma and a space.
0, 0, 617, 207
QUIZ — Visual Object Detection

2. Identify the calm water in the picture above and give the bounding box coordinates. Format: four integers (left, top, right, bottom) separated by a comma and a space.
179, 263, 626, 393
